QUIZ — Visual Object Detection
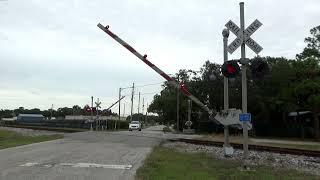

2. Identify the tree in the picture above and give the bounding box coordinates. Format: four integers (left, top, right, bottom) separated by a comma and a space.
293, 76, 320, 139
294, 25, 320, 139
148, 61, 224, 126
13, 107, 25, 116
297, 25, 320, 59
199, 61, 224, 111
72, 105, 82, 116
56, 107, 73, 117
29, 108, 41, 114
42, 110, 51, 118
148, 87, 177, 125
126, 113, 145, 122
0, 109, 13, 118
148, 57, 315, 136
256, 57, 296, 121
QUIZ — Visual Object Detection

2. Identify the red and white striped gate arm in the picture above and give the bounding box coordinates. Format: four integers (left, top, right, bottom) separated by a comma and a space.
97, 23, 212, 115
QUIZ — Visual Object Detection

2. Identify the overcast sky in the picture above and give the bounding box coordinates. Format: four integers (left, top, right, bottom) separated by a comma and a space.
0, 0, 319, 115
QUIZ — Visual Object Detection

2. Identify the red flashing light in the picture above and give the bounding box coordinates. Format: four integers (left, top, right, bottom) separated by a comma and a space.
222, 60, 240, 78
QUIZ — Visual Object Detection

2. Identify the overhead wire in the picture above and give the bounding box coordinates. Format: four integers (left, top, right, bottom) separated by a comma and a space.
134, 82, 164, 88
122, 91, 160, 97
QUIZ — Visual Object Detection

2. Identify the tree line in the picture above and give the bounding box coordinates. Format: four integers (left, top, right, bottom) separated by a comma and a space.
148, 25, 320, 139
0, 106, 160, 125
0, 105, 118, 119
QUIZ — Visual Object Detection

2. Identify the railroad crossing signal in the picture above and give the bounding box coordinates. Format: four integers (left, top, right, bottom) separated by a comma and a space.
225, 19, 263, 54
250, 57, 269, 78
84, 105, 91, 112
221, 57, 269, 78
95, 98, 101, 109
95, 102, 101, 108
221, 60, 240, 78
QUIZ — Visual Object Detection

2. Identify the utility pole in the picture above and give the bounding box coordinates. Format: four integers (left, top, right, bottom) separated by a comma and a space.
222, 28, 231, 150
145, 103, 148, 123
95, 98, 101, 131
130, 83, 135, 121
176, 75, 180, 132
240, 2, 249, 160
123, 103, 125, 117
142, 98, 145, 115
91, 96, 93, 131
138, 92, 141, 114
96, 98, 98, 130
49, 104, 54, 120
117, 88, 121, 130
188, 100, 191, 125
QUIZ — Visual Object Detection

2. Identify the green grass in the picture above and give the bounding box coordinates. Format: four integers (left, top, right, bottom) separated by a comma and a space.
136, 146, 318, 180
0, 129, 63, 150
2, 124, 130, 133
2, 125, 87, 133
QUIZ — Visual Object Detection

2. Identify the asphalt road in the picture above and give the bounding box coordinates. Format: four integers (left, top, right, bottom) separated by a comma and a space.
0, 126, 167, 180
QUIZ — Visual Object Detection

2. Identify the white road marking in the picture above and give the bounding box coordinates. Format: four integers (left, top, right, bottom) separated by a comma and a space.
59, 163, 74, 166
20, 163, 39, 167
44, 164, 53, 168
20, 162, 132, 170
60, 163, 132, 169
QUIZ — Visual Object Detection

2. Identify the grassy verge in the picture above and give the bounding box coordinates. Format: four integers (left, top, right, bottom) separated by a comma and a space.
136, 146, 318, 180
2, 125, 87, 133
199, 134, 320, 151
0, 129, 63, 150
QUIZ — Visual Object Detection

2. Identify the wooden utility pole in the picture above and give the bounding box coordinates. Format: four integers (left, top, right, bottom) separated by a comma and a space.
138, 92, 141, 114
177, 76, 180, 131
91, 96, 93, 131
130, 83, 135, 121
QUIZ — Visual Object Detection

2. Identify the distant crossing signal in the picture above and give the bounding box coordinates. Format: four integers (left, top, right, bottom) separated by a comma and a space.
84, 105, 91, 112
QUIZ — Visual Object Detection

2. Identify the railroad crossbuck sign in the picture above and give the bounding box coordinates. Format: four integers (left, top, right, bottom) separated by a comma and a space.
225, 19, 263, 54
95, 102, 101, 108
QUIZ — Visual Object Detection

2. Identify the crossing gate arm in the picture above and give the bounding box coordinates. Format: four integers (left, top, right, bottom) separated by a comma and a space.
97, 23, 214, 116
106, 96, 125, 110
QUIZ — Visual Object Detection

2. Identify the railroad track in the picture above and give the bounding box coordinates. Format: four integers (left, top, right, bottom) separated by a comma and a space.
168, 138, 320, 157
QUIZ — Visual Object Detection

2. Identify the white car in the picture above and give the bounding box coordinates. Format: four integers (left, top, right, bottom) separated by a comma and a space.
129, 121, 141, 131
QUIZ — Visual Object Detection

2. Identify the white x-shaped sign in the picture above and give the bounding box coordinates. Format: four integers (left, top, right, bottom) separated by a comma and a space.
95, 102, 101, 108
225, 19, 263, 54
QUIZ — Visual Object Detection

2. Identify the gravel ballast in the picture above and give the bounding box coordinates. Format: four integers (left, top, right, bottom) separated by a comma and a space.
163, 141, 320, 176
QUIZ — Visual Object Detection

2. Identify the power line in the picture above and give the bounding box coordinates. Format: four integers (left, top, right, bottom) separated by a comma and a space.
120, 82, 163, 95
120, 82, 163, 91
122, 91, 160, 97
140, 92, 160, 95
134, 82, 164, 88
